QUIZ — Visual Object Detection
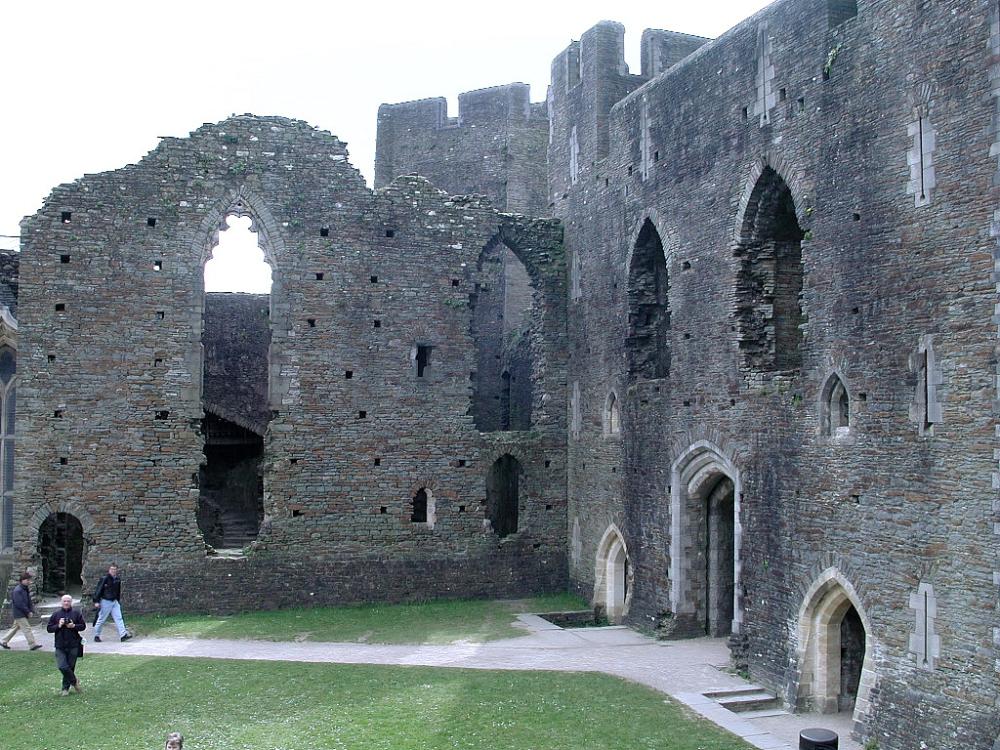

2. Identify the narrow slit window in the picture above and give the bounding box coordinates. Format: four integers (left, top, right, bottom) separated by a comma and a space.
415, 345, 432, 378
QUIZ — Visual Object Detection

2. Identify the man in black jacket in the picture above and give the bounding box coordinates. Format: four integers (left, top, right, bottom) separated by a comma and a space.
46, 594, 85, 696
92, 563, 131, 642
1, 572, 42, 651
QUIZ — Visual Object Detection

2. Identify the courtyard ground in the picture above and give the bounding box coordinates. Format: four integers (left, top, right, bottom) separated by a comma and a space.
2, 598, 860, 750
0, 652, 753, 750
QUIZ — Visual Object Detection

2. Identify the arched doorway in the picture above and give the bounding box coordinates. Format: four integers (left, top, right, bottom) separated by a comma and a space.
486, 454, 520, 538
704, 476, 735, 636
594, 525, 631, 622
670, 441, 742, 636
796, 569, 875, 723
37, 512, 85, 594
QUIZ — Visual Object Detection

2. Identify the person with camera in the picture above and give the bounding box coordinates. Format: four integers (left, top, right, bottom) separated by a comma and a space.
45, 594, 86, 696
1, 571, 42, 651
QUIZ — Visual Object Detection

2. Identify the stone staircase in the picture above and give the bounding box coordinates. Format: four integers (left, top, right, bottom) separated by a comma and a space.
216, 511, 259, 549
702, 685, 789, 719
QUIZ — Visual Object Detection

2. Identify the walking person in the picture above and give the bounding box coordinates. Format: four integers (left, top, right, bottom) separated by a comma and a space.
92, 563, 131, 642
1, 572, 43, 651
46, 594, 85, 695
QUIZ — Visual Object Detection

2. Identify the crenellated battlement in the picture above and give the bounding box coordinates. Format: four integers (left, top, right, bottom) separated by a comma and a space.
375, 83, 548, 214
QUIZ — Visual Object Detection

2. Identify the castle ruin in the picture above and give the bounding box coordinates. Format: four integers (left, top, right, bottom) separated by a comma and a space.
1, 0, 998, 747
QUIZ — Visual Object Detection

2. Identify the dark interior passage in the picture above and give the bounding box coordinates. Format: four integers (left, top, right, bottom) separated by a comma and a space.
839, 605, 866, 712
486, 454, 520, 537
411, 488, 429, 523
199, 283, 272, 550
37, 512, 84, 594
705, 477, 735, 637
198, 412, 264, 549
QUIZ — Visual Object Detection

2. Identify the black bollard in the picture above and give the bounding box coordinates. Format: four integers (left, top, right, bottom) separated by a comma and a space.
799, 727, 838, 750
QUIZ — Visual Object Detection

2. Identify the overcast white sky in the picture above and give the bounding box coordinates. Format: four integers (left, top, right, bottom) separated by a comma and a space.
1, 0, 772, 291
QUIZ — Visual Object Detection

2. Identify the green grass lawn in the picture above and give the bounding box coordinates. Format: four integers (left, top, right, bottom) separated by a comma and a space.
0, 652, 752, 750
128, 593, 587, 645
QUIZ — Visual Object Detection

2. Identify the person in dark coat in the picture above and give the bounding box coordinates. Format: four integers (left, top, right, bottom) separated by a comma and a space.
92, 563, 131, 642
46, 594, 85, 696
1, 572, 42, 650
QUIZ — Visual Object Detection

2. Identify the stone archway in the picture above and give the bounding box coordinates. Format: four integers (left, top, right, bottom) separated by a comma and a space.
593, 524, 631, 622
670, 441, 742, 636
37, 512, 85, 594
795, 568, 876, 725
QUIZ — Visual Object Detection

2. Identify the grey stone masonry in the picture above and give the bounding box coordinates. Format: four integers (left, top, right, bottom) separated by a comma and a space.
375, 84, 549, 216
548, 2, 999, 749
12, 115, 568, 615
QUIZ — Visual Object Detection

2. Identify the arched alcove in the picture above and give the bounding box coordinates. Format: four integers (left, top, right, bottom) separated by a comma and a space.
735, 167, 805, 374
471, 241, 535, 432
37, 512, 85, 594
603, 391, 621, 437
795, 568, 876, 725
593, 525, 631, 622
820, 373, 850, 437
627, 219, 670, 381
486, 454, 521, 538
410, 487, 436, 528
670, 441, 742, 635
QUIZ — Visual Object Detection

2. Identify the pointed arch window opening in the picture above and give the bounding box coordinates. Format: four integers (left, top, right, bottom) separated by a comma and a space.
604, 391, 621, 437
627, 219, 671, 381
735, 168, 805, 375
822, 373, 850, 437
204, 213, 274, 295
470, 240, 536, 432
198, 206, 276, 551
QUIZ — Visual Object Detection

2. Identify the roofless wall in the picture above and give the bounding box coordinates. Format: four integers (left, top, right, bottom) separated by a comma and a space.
14, 115, 567, 612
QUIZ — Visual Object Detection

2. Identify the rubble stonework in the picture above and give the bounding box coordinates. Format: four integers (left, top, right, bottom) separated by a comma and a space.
11, 115, 568, 615
537, 2, 997, 748
4, 0, 1000, 747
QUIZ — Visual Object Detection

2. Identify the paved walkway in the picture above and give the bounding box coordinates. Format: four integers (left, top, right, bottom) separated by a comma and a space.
11, 613, 858, 750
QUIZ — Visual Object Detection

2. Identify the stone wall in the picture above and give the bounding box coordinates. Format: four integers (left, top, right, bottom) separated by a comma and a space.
550, 3, 999, 748
375, 84, 549, 215
202, 293, 270, 433
12, 115, 567, 614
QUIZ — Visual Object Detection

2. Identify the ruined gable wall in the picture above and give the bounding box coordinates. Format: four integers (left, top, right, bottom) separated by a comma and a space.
375, 84, 549, 215
14, 115, 567, 614
553, 1, 998, 747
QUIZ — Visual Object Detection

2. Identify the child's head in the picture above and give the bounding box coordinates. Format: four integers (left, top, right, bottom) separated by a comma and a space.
164, 732, 183, 750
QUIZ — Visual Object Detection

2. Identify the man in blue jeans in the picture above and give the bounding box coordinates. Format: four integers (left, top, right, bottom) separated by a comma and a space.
91, 563, 131, 642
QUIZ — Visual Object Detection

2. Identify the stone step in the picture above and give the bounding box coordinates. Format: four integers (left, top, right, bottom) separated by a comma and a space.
703, 686, 782, 714
702, 685, 770, 699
